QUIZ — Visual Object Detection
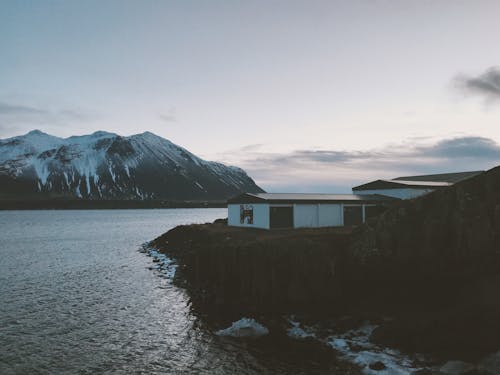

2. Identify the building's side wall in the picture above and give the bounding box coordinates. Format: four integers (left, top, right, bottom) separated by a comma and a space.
318, 204, 343, 227
294, 203, 344, 228
293, 204, 318, 228
228, 203, 270, 229
354, 188, 434, 199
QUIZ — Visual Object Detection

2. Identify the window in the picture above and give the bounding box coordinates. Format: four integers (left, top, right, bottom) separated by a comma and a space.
240, 204, 254, 224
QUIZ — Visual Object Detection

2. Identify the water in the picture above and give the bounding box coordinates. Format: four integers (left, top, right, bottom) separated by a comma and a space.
0, 209, 343, 375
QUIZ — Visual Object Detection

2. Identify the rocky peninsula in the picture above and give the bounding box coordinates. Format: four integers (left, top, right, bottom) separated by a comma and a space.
151, 166, 500, 373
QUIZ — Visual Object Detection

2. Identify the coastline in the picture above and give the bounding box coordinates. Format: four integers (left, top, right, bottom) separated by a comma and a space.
150, 221, 500, 374
0, 199, 227, 210
149, 165, 500, 374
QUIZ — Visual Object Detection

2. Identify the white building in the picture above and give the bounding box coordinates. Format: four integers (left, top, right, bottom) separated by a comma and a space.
352, 171, 483, 200
227, 193, 394, 230
227, 171, 484, 230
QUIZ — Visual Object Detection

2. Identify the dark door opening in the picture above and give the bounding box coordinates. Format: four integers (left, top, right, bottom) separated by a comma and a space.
270, 206, 293, 229
343, 205, 363, 226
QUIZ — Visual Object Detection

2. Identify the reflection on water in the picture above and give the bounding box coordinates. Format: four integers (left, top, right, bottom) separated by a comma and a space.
0, 209, 344, 374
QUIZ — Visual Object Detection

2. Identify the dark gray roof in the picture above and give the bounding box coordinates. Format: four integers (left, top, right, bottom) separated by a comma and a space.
228, 193, 396, 204
353, 170, 484, 191
393, 171, 483, 183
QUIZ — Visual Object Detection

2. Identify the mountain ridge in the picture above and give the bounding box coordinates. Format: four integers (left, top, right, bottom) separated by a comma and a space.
0, 130, 264, 201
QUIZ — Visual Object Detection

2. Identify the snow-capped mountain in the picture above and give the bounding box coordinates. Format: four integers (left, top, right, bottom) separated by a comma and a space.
0, 130, 264, 200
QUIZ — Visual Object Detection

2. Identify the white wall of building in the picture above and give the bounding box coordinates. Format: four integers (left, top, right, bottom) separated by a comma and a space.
355, 188, 434, 199
227, 203, 270, 229
292, 204, 344, 228
318, 204, 343, 227
228, 202, 368, 229
293, 204, 318, 228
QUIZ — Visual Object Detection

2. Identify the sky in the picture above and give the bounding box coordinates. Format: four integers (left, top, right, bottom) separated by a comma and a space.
1, 0, 500, 192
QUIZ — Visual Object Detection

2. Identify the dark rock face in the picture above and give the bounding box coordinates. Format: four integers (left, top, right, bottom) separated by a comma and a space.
368, 361, 386, 371
462, 370, 496, 375
370, 309, 500, 360
152, 224, 352, 316
351, 166, 500, 261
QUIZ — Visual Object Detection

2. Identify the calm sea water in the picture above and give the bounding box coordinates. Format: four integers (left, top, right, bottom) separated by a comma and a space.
0, 209, 338, 375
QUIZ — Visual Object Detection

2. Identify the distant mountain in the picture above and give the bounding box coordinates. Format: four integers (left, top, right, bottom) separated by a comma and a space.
0, 130, 264, 201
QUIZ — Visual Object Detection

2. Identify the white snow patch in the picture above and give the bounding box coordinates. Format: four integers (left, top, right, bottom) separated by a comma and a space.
75, 184, 82, 198
108, 165, 116, 182
326, 323, 424, 375
135, 187, 144, 199
85, 174, 91, 195
286, 319, 426, 375
63, 172, 69, 188
287, 319, 316, 340
216, 318, 269, 338
32, 158, 51, 185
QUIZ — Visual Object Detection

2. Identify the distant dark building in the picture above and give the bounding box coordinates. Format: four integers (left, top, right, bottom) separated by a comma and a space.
352, 171, 483, 199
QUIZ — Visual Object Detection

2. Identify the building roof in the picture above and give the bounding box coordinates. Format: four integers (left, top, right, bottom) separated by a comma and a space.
393, 171, 484, 183
228, 192, 396, 204
352, 170, 484, 191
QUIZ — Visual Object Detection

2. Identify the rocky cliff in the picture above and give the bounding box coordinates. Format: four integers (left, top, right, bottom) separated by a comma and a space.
152, 166, 500, 358
152, 224, 352, 315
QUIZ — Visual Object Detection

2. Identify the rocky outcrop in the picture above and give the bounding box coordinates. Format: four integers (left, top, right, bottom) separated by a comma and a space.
351, 165, 500, 260
152, 166, 500, 358
152, 224, 352, 316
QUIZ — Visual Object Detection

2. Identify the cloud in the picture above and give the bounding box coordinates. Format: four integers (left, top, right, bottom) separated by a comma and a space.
0, 102, 48, 115
159, 107, 177, 123
59, 109, 93, 122
456, 67, 500, 101
0, 101, 94, 137
424, 137, 500, 158
238, 144, 264, 152
159, 113, 176, 122
218, 136, 500, 192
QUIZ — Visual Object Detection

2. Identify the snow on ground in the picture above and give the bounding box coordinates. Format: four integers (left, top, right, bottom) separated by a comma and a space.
286, 318, 316, 340
216, 318, 269, 338
286, 319, 427, 375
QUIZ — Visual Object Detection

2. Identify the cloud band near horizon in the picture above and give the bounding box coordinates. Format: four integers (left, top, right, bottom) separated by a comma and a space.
220, 136, 500, 193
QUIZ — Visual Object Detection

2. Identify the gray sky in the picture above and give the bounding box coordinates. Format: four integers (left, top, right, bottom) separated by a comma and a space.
1, 0, 500, 191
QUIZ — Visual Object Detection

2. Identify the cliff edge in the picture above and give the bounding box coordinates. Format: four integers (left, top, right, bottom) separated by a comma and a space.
152, 166, 500, 358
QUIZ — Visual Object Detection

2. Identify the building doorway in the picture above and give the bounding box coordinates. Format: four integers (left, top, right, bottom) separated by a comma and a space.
270, 206, 293, 228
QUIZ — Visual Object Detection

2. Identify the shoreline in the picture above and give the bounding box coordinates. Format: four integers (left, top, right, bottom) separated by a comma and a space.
0, 199, 227, 210
141, 242, 364, 375
149, 216, 500, 374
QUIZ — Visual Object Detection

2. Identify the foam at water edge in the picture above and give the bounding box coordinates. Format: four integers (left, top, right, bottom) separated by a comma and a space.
216, 318, 269, 338
141, 244, 178, 280
286, 318, 428, 375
